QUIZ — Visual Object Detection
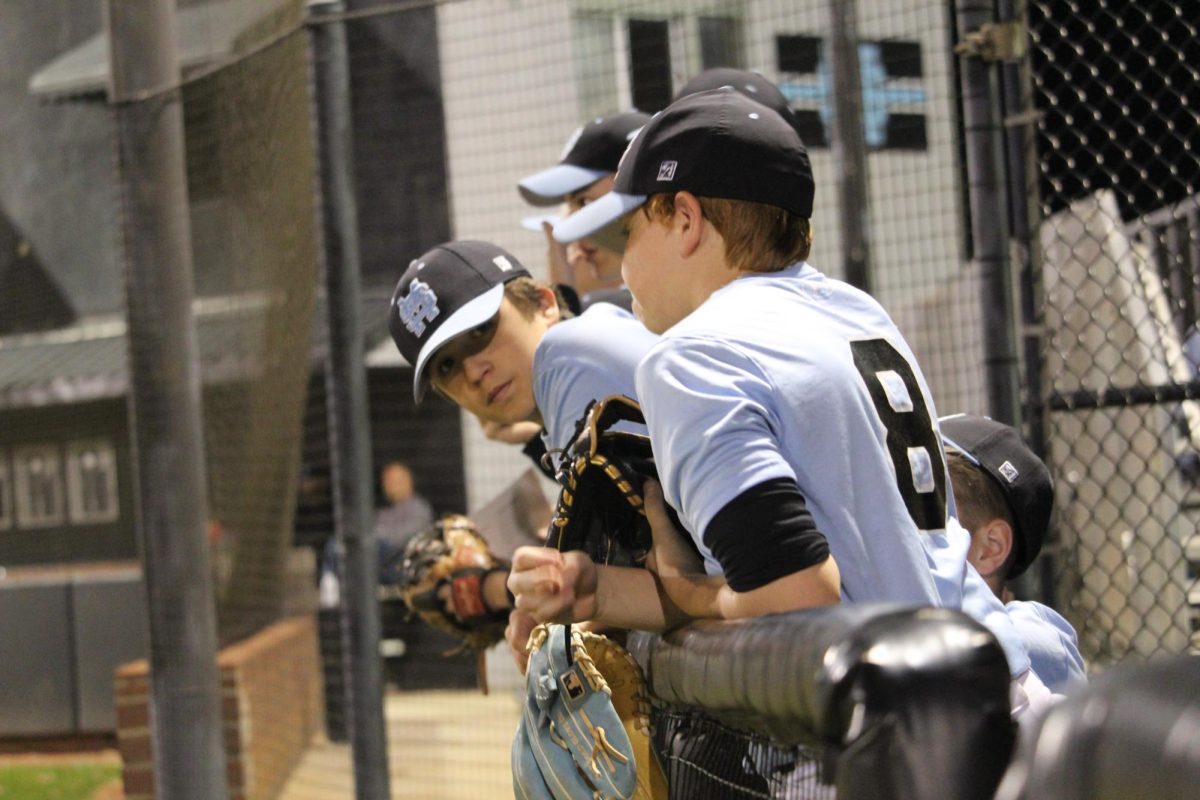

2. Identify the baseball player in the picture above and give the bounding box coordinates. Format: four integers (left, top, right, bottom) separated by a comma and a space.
492, 77, 792, 455
387, 239, 659, 666
941, 414, 1088, 692
477, 111, 650, 455
510, 88, 1058, 716
518, 110, 649, 304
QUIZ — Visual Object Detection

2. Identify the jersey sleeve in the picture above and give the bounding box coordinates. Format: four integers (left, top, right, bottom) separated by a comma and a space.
636, 335, 797, 547
1007, 600, 1088, 691
533, 307, 654, 461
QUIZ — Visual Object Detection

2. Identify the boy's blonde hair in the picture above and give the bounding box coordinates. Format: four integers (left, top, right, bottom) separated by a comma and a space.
504, 276, 575, 320
643, 193, 812, 273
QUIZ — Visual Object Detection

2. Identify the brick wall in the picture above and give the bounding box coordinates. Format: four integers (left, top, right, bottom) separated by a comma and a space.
114, 616, 323, 800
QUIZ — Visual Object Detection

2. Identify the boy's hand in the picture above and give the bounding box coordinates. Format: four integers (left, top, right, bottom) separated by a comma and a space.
480, 419, 541, 445
505, 609, 538, 675
508, 546, 599, 624
543, 221, 573, 286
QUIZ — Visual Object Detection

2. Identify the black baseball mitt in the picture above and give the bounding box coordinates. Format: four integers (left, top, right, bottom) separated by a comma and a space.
546, 395, 664, 568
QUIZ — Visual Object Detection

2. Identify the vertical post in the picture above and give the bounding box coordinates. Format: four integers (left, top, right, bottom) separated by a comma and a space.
828, 0, 873, 294
956, 0, 1020, 425
306, 3, 391, 798
996, 0, 1041, 443
105, 2, 228, 799
995, 0, 1054, 604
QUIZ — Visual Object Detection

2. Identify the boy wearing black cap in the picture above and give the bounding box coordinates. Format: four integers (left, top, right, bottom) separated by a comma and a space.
941, 414, 1087, 692
518, 111, 649, 300
387, 239, 658, 664
511, 88, 1056, 715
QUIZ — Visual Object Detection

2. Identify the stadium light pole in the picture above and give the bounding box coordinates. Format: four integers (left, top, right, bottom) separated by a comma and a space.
307, 2, 392, 798
105, 1, 229, 798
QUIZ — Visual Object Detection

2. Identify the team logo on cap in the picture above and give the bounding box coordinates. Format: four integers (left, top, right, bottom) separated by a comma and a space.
657, 160, 678, 181
396, 278, 440, 337
998, 460, 1019, 483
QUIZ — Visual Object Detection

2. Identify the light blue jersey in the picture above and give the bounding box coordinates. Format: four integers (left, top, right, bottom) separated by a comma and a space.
636, 262, 1032, 675
533, 303, 658, 462
1007, 599, 1087, 693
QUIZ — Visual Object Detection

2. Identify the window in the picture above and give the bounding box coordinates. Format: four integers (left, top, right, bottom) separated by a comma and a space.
628, 19, 673, 112
66, 439, 120, 525
14, 445, 64, 528
776, 35, 928, 151
0, 451, 11, 530
573, 8, 743, 118
698, 16, 741, 71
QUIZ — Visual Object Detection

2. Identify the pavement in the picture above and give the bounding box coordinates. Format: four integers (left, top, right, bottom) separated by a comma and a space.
279, 688, 520, 800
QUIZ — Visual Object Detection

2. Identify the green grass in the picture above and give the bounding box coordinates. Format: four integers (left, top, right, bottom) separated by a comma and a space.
0, 763, 120, 800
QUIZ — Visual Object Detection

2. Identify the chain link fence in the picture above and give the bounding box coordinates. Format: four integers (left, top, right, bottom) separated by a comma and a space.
1025, 0, 1200, 665
2, 0, 1197, 796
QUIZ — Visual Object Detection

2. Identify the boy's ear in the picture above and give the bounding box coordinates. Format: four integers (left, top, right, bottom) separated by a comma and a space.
971, 518, 1014, 579
536, 285, 562, 323
673, 191, 705, 257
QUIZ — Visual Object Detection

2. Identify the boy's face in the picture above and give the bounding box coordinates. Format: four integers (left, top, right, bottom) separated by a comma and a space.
565, 176, 623, 290
621, 208, 690, 334
429, 297, 554, 425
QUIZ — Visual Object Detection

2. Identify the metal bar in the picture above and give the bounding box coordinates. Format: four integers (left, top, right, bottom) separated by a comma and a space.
1165, 219, 1192, 333
828, 0, 872, 293
1121, 192, 1200, 232
306, 2, 391, 798
955, 0, 1020, 425
995, 0, 1051, 603
1047, 381, 1200, 412
104, 1, 228, 798
1189, 208, 1200, 326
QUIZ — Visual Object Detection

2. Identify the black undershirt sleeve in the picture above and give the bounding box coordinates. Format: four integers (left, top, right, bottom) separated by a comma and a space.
702, 477, 831, 593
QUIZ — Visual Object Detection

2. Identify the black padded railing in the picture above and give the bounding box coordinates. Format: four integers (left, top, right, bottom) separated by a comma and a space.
997, 655, 1200, 800
629, 604, 1015, 800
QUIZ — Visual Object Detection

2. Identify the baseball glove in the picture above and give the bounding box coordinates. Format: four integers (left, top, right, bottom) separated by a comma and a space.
393, 514, 510, 653
512, 623, 667, 800
547, 395, 661, 568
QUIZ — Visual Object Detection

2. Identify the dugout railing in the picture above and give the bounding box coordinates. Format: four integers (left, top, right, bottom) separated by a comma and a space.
996, 655, 1200, 800
630, 604, 1016, 800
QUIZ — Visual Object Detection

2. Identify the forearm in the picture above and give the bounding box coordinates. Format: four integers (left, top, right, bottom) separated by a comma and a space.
653, 573, 728, 620
592, 565, 692, 632
649, 562, 840, 622
715, 557, 841, 619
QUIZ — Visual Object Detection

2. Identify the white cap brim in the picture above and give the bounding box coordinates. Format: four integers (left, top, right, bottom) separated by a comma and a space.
518, 164, 609, 206
520, 212, 563, 232
411, 282, 505, 401
552, 191, 647, 244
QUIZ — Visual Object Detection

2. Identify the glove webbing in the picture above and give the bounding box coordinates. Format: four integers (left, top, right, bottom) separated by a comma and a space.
550, 454, 647, 530
547, 395, 654, 562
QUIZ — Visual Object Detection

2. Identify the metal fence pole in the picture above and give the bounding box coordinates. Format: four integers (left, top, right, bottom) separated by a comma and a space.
828, 0, 873, 293
955, 0, 1021, 425
994, 0, 1055, 604
104, 1, 228, 798
306, 2, 392, 798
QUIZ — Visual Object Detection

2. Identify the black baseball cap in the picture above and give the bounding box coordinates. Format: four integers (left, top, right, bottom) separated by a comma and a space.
517, 111, 651, 206
553, 88, 815, 244
940, 414, 1054, 579
674, 68, 804, 137
388, 240, 530, 402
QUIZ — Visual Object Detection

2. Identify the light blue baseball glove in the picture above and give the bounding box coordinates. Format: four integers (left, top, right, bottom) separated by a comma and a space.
512, 624, 666, 800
